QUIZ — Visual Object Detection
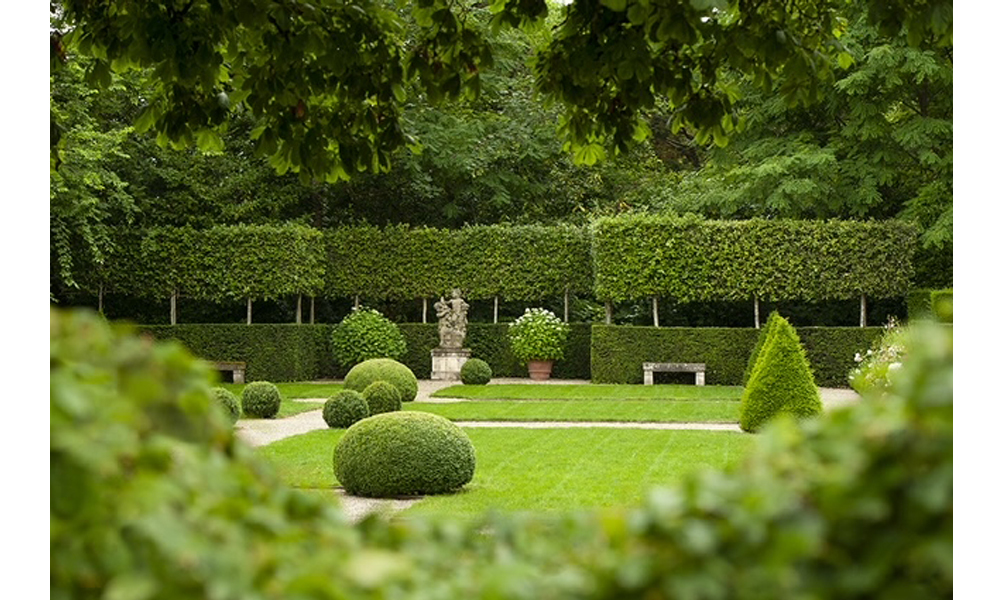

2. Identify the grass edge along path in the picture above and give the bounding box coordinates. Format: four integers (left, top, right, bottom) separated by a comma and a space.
406, 400, 740, 423
255, 426, 755, 518
431, 383, 743, 401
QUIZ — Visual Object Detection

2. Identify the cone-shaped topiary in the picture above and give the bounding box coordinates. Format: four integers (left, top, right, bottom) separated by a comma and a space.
743, 311, 782, 386
740, 314, 822, 432
242, 381, 282, 418
460, 358, 492, 385
323, 390, 370, 428
344, 358, 419, 402
334, 411, 476, 497
211, 387, 241, 424
362, 380, 402, 415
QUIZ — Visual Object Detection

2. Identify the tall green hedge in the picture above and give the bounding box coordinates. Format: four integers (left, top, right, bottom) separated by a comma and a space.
142, 322, 592, 382
592, 214, 917, 303
326, 224, 592, 301
83, 225, 326, 302
140, 324, 331, 382
591, 324, 883, 387
907, 288, 953, 323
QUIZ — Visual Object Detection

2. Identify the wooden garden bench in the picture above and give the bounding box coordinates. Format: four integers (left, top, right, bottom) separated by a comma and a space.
643, 362, 706, 386
212, 361, 247, 384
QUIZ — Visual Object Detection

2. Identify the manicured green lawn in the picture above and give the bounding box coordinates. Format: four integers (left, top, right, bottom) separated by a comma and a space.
220, 382, 344, 399
432, 383, 743, 401
406, 400, 739, 422
257, 426, 754, 517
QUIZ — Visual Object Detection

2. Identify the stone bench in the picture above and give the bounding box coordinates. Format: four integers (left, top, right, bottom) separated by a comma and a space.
212, 361, 247, 384
643, 362, 706, 386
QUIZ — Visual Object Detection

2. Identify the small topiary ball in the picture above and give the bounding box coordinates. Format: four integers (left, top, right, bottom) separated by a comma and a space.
334, 411, 476, 497
460, 358, 492, 385
344, 358, 419, 402
211, 387, 241, 424
362, 380, 402, 415
241, 381, 282, 419
323, 390, 370, 429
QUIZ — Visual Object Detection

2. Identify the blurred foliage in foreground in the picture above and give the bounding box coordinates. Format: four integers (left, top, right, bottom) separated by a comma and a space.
51, 308, 951, 599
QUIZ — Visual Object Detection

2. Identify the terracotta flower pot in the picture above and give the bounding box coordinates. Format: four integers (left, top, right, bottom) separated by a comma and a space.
527, 360, 554, 381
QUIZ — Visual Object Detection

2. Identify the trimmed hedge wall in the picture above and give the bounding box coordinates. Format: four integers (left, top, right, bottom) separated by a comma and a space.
143, 322, 592, 382
591, 325, 883, 387
140, 324, 331, 382
592, 215, 917, 303
907, 288, 953, 323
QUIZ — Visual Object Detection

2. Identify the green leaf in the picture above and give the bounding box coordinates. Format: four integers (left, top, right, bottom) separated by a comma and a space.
599, 0, 628, 12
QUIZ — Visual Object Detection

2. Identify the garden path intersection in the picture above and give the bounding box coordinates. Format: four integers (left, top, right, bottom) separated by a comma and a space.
235, 379, 861, 522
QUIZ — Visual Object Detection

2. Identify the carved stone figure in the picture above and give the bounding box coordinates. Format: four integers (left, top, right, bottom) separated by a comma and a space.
434, 289, 469, 349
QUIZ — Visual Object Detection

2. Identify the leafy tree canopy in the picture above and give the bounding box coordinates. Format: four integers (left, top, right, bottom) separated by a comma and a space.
53, 0, 952, 183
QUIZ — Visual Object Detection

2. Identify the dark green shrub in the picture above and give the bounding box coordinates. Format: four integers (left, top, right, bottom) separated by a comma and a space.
330, 307, 407, 369
740, 315, 822, 432
362, 380, 402, 415
333, 411, 476, 497
323, 390, 370, 428
344, 358, 419, 402
742, 311, 781, 386
211, 387, 241, 423
241, 381, 282, 418
460, 358, 492, 385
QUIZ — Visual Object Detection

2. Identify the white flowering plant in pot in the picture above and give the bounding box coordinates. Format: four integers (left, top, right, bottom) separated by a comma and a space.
507, 308, 570, 364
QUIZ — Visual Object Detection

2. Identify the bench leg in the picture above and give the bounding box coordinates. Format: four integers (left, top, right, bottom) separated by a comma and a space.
695, 372, 705, 386
234, 369, 245, 384
644, 370, 653, 385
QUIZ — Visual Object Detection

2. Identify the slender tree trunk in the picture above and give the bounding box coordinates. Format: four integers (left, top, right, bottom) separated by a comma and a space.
754, 295, 760, 329
860, 294, 867, 327
422, 298, 428, 324
564, 290, 570, 323
353, 295, 359, 310
97, 284, 104, 315
310, 296, 315, 324
247, 297, 253, 325
494, 296, 499, 324
652, 296, 659, 328
605, 301, 612, 325
170, 290, 177, 325
296, 294, 302, 324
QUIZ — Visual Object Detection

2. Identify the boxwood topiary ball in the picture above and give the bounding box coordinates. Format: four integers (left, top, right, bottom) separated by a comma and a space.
211, 387, 241, 424
323, 390, 370, 428
344, 358, 419, 402
460, 358, 492, 385
362, 380, 402, 415
334, 411, 476, 498
241, 381, 282, 419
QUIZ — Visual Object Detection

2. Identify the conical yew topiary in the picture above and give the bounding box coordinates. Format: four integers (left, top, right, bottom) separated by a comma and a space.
740, 314, 822, 432
743, 311, 782, 386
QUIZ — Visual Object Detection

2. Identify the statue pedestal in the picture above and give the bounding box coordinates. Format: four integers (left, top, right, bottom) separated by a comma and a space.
431, 348, 471, 381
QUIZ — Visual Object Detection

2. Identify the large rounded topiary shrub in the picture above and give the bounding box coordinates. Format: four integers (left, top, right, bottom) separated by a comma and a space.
331, 307, 407, 370
334, 411, 476, 497
740, 314, 822, 432
362, 380, 402, 415
323, 390, 370, 428
460, 358, 492, 385
211, 387, 241, 424
344, 358, 419, 402
242, 381, 282, 418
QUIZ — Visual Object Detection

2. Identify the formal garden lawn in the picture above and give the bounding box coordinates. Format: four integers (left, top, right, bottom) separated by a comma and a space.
431, 383, 743, 401
405, 400, 739, 422
257, 427, 754, 518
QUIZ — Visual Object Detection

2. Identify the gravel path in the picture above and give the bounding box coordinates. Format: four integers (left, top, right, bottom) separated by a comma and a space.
236, 379, 860, 521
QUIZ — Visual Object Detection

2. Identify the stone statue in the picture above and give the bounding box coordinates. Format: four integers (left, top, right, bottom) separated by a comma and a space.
434, 289, 469, 349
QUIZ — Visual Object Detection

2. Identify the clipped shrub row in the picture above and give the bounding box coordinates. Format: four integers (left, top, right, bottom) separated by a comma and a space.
592, 324, 884, 387
907, 288, 954, 323
76, 219, 916, 309
592, 214, 917, 303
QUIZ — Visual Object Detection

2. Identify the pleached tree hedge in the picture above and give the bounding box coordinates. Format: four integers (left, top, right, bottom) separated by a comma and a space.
591, 214, 918, 303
